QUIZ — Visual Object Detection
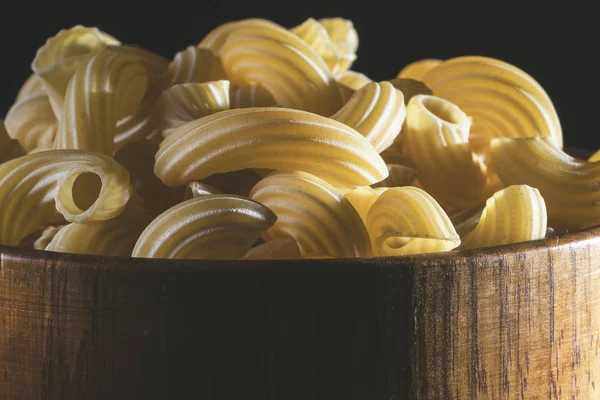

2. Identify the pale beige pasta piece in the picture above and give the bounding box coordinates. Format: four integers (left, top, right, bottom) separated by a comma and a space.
0, 121, 24, 163
491, 136, 600, 231
396, 59, 442, 81
366, 186, 460, 256
318, 18, 359, 54
291, 18, 356, 75
155, 107, 388, 188
159, 81, 230, 135
5, 91, 57, 152
132, 194, 276, 259
331, 81, 406, 152
0, 150, 132, 246
32, 26, 121, 116
344, 186, 388, 224
184, 182, 221, 200
249, 171, 371, 258
33, 225, 65, 250
460, 185, 547, 250
337, 70, 372, 90
16, 74, 45, 101
198, 18, 279, 54
229, 82, 277, 108
243, 237, 302, 260
54, 48, 147, 155
403, 94, 493, 211
220, 23, 343, 115
168, 46, 227, 85
372, 164, 417, 188
388, 78, 433, 104
422, 56, 563, 151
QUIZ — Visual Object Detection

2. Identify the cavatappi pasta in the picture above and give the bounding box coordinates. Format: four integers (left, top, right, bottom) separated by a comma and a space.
0, 18, 590, 260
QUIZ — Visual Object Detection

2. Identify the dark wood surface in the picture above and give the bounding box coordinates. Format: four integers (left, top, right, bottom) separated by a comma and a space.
1, 224, 600, 399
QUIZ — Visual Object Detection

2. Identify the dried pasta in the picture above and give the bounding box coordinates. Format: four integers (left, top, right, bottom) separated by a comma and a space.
33, 225, 64, 250
396, 59, 442, 81
0, 121, 24, 163
337, 70, 372, 91
168, 46, 227, 85
154, 107, 388, 188
249, 171, 371, 258
5, 91, 57, 152
184, 182, 222, 200
229, 82, 277, 108
132, 194, 276, 259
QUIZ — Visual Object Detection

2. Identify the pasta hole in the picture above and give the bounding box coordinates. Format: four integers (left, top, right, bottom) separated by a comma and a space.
422, 97, 463, 125
72, 172, 102, 211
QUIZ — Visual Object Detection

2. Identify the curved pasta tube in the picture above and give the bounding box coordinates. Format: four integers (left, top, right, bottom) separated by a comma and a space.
396, 59, 442, 80
0, 150, 132, 246
344, 186, 388, 224
155, 107, 388, 188
291, 18, 356, 75
168, 46, 227, 85
388, 78, 433, 104
184, 182, 221, 200
54, 48, 147, 154
5, 91, 57, 152
331, 81, 406, 152
32, 26, 121, 116
366, 186, 461, 256
460, 185, 547, 250
318, 18, 359, 54
243, 237, 302, 260
34, 225, 65, 250
337, 70, 372, 90
491, 136, 600, 231
220, 24, 343, 115
198, 18, 279, 53
422, 56, 563, 151
249, 172, 371, 258
372, 164, 417, 188
403, 94, 492, 211
159, 81, 230, 135
16, 74, 45, 101
230, 82, 277, 108
0, 121, 24, 163
132, 194, 277, 259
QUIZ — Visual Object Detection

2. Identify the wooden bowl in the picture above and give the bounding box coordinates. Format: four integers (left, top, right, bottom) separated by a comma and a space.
1, 222, 599, 399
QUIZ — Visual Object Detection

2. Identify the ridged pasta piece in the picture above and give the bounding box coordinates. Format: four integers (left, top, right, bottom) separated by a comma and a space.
155, 107, 388, 188
220, 23, 343, 115
198, 18, 279, 54
34, 225, 65, 250
460, 185, 547, 250
54, 48, 148, 155
372, 164, 417, 188
249, 171, 371, 258
5, 91, 57, 152
331, 81, 406, 152
243, 237, 302, 260
491, 136, 600, 231
229, 82, 277, 108
366, 186, 461, 256
0, 121, 24, 163
291, 18, 356, 75
344, 186, 388, 224
16, 74, 45, 101
318, 18, 359, 54
184, 182, 221, 200
337, 70, 372, 90
396, 59, 442, 80
168, 46, 227, 85
132, 194, 276, 259
388, 78, 433, 104
159, 81, 230, 135
422, 56, 563, 151
32, 26, 121, 116
0, 150, 132, 246
403, 94, 492, 211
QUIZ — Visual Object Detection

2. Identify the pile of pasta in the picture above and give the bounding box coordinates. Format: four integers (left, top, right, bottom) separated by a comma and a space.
0, 18, 597, 260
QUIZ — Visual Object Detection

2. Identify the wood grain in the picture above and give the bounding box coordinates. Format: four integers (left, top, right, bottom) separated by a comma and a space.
1, 225, 599, 399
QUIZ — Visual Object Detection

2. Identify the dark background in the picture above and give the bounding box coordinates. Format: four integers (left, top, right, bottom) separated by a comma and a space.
1, 3, 596, 151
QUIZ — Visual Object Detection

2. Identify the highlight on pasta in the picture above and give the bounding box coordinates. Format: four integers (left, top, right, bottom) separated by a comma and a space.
0, 17, 592, 260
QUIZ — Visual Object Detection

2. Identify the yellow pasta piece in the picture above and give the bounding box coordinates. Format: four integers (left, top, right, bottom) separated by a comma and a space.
159, 81, 230, 135
291, 18, 356, 75
0, 121, 24, 163
589, 149, 600, 162
184, 181, 221, 200
403, 94, 492, 211
229, 82, 277, 108
220, 23, 343, 115
32, 26, 121, 116
331, 81, 406, 152
243, 237, 302, 260
168, 46, 227, 85
366, 186, 461, 256
198, 18, 279, 54
16, 74, 45, 101
344, 186, 388, 224
54, 48, 147, 155
372, 164, 417, 188
396, 59, 442, 81
249, 171, 371, 258
0, 150, 132, 246
318, 18, 359, 55
5, 91, 57, 152
491, 136, 600, 231
459, 185, 547, 250
337, 70, 372, 91
422, 56, 563, 151
154, 107, 388, 188
388, 78, 433, 104
33, 225, 65, 250
132, 194, 276, 259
